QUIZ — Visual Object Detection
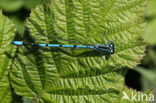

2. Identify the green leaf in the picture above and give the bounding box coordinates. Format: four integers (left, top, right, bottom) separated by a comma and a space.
0, 11, 16, 103
0, 0, 23, 12
10, 0, 146, 102
0, 0, 49, 12
0, 0, 51, 34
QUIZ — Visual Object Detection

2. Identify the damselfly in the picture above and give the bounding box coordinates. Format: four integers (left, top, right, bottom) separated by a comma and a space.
12, 41, 114, 54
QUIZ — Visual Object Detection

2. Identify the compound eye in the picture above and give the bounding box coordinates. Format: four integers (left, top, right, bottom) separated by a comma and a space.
110, 44, 114, 54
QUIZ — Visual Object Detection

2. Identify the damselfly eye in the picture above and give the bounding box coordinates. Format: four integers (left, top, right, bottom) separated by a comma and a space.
109, 43, 115, 54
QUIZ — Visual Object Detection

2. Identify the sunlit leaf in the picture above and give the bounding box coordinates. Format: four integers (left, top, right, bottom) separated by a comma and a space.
10, 0, 146, 102
0, 11, 16, 103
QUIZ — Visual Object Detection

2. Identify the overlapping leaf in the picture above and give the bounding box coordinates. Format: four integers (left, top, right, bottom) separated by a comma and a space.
10, 0, 146, 102
0, 11, 16, 103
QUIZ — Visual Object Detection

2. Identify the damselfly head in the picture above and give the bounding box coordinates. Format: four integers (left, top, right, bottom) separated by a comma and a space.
109, 43, 114, 54
95, 43, 114, 54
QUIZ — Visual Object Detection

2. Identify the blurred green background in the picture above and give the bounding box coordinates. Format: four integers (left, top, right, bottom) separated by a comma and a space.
140, 0, 156, 99
125, 0, 156, 101
139, 0, 156, 96
0, 0, 156, 102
